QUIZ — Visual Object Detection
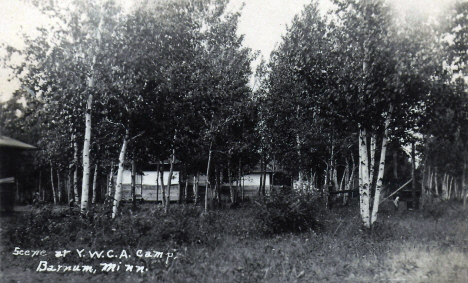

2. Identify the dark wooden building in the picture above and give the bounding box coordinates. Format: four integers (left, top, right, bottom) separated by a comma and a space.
0, 136, 36, 211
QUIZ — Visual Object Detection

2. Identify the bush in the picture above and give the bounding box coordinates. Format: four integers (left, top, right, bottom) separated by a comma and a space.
255, 190, 325, 235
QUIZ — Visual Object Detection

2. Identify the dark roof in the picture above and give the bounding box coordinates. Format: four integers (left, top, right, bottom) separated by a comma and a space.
0, 136, 37, 149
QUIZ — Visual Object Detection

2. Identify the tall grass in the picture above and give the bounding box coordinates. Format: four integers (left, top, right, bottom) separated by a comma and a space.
1, 198, 467, 282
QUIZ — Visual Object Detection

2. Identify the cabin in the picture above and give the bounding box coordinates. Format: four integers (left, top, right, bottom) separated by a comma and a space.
118, 170, 180, 202
117, 167, 275, 202
0, 136, 37, 211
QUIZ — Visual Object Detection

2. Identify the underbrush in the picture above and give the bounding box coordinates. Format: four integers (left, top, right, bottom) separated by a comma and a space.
1, 203, 235, 253
1, 199, 467, 282
254, 190, 326, 235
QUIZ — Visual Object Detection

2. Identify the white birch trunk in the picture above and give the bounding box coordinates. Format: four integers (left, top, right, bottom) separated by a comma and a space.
369, 133, 376, 189
107, 162, 114, 197
81, 93, 93, 214
156, 162, 160, 203
165, 149, 175, 214
112, 130, 129, 218
160, 163, 165, 207
185, 176, 189, 204
442, 173, 448, 200
57, 169, 61, 203
359, 127, 371, 228
371, 109, 392, 225
193, 174, 199, 205
92, 163, 98, 204
205, 148, 212, 213
463, 156, 467, 208
73, 135, 79, 204
50, 162, 57, 204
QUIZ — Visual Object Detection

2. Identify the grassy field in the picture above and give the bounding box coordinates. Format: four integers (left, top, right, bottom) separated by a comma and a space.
1, 198, 467, 283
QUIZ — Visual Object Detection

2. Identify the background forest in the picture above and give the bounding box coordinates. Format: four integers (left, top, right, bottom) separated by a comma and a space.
1, 0, 468, 281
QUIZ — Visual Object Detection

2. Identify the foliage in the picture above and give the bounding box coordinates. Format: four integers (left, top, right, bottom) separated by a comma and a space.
254, 189, 326, 235
2, 202, 468, 282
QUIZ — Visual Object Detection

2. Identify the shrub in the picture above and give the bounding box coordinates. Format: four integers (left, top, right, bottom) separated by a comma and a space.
255, 190, 325, 235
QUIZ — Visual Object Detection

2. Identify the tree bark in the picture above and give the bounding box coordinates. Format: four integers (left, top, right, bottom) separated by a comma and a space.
359, 127, 371, 228
81, 93, 93, 214
67, 169, 72, 204
57, 169, 62, 203
194, 173, 199, 205
411, 141, 417, 209
50, 162, 57, 204
73, 134, 79, 204
229, 160, 234, 203
131, 158, 136, 207
239, 158, 243, 202
205, 148, 212, 213
259, 159, 264, 197
160, 162, 165, 207
371, 108, 391, 225
165, 149, 175, 214
216, 165, 221, 206
369, 133, 376, 190
107, 162, 114, 198
185, 175, 189, 204
38, 171, 42, 201
92, 162, 98, 204
112, 129, 129, 218
463, 154, 467, 208
156, 161, 160, 203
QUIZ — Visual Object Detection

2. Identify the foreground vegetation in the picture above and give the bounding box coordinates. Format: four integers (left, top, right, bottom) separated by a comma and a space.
1, 196, 467, 282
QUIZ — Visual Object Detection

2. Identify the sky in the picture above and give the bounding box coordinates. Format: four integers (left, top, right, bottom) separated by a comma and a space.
0, 0, 455, 102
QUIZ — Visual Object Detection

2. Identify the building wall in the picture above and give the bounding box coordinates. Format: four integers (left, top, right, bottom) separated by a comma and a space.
187, 173, 271, 187
118, 170, 272, 202
120, 170, 180, 202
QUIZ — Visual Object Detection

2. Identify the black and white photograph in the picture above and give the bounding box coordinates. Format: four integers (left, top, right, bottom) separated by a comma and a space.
0, 0, 467, 282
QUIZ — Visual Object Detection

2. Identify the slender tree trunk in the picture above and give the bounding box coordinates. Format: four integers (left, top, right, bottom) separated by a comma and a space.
259, 159, 264, 197
463, 154, 467, 208
369, 134, 376, 191
194, 173, 199, 205
57, 169, 62, 203
160, 162, 166, 207
67, 169, 72, 204
131, 158, 136, 208
73, 134, 79, 204
229, 160, 234, 203
50, 162, 57, 204
340, 162, 347, 201
442, 173, 448, 200
205, 147, 212, 213
92, 162, 98, 204
420, 141, 428, 210
156, 162, 160, 203
434, 168, 439, 196
296, 132, 303, 191
108, 162, 114, 198
393, 150, 398, 180
359, 127, 371, 228
411, 141, 417, 209
81, 93, 93, 214
165, 149, 175, 214
263, 158, 268, 196
185, 175, 189, 204
38, 171, 42, 201
239, 158, 243, 202
112, 129, 129, 218
371, 108, 391, 225
216, 165, 221, 207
